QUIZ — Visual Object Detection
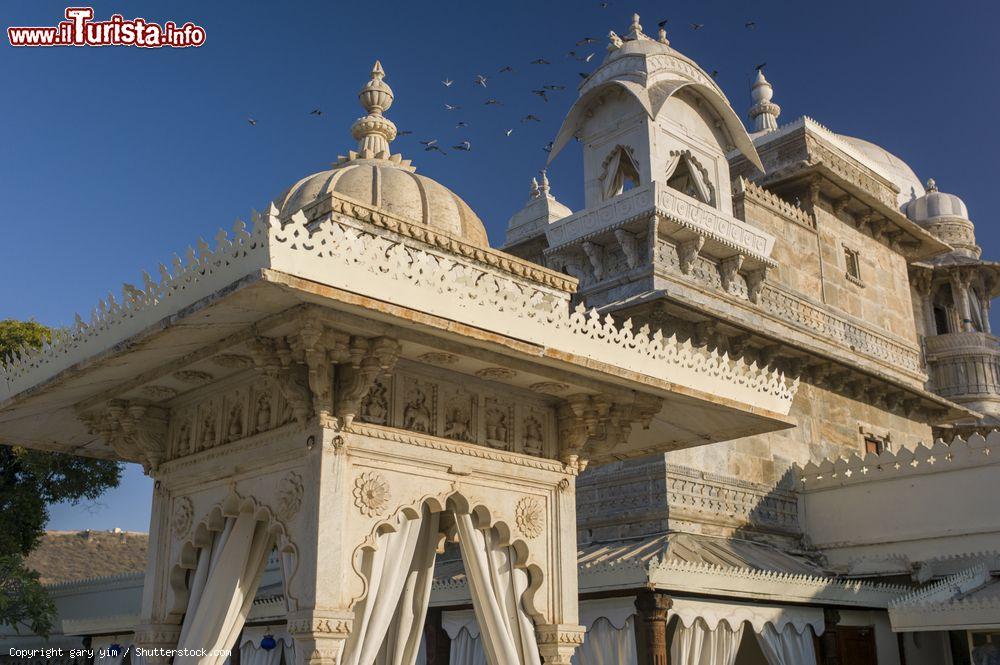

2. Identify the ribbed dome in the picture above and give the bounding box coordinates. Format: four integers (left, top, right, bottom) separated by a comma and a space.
276, 161, 489, 248
273, 60, 490, 249
905, 179, 970, 223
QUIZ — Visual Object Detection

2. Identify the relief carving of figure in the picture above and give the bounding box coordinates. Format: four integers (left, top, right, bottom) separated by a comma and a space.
255, 394, 272, 434
176, 420, 191, 456
200, 412, 216, 450
444, 405, 473, 442
523, 415, 544, 455
227, 404, 243, 442
403, 386, 432, 433
485, 403, 510, 449
360, 378, 390, 425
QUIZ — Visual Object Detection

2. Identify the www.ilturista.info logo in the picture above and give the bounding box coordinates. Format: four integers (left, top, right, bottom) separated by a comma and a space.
8, 7, 206, 48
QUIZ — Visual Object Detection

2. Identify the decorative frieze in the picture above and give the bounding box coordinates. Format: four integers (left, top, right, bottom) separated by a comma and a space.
357, 365, 559, 458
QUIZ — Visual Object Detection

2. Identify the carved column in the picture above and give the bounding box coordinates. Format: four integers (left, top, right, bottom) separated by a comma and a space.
818, 608, 840, 665
537, 625, 587, 665
635, 590, 672, 665
132, 481, 179, 665
287, 610, 353, 665
424, 608, 451, 665
951, 271, 974, 332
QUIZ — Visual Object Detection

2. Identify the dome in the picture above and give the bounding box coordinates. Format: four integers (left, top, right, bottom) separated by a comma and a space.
904, 179, 970, 223
274, 61, 490, 249
836, 135, 925, 210
276, 161, 489, 248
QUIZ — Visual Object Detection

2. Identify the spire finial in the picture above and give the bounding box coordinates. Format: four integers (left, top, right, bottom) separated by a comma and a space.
632, 13, 642, 32
926, 178, 938, 192
539, 169, 551, 195
351, 60, 398, 158
530, 177, 540, 198
658, 27, 670, 45
748, 67, 780, 133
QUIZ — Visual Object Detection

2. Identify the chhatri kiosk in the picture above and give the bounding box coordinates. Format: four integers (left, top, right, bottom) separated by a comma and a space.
0, 54, 797, 665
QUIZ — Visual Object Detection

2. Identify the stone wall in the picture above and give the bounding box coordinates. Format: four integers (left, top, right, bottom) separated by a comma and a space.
666, 380, 933, 485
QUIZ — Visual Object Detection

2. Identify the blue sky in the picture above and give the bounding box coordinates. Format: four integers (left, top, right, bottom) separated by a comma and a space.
2, 0, 996, 532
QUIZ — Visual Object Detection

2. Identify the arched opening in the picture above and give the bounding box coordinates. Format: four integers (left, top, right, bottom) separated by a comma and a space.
931, 284, 955, 335
665, 151, 715, 206
601, 145, 642, 200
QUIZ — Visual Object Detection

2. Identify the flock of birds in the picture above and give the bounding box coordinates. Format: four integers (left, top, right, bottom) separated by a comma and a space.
246, 7, 768, 161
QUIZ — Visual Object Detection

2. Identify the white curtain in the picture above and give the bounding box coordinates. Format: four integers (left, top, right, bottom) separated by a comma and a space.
450, 627, 489, 665
756, 624, 818, 665
454, 512, 541, 665
670, 618, 743, 665
573, 616, 636, 665
175, 511, 275, 665
343, 505, 440, 665
375, 507, 441, 665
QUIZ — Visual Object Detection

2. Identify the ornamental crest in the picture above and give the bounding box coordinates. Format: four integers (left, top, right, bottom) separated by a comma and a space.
515, 496, 544, 539
276, 471, 305, 520
353, 471, 390, 517
172, 496, 193, 537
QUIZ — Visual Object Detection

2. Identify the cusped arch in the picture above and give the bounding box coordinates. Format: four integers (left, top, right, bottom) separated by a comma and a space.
168, 489, 299, 618
349, 487, 547, 621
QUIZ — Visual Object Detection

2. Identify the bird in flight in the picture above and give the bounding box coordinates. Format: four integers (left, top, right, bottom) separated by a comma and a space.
475, 74, 488, 87
532, 89, 549, 102
444, 104, 461, 111
690, 23, 704, 30
530, 58, 551, 65
498, 65, 515, 73
577, 36, 597, 45
711, 70, 719, 78
521, 114, 541, 123
745, 21, 756, 29
453, 140, 472, 151
425, 145, 446, 155
543, 84, 566, 91
419, 139, 438, 147
442, 78, 454, 87
578, 72, 589, 79
484, 98, 503, 106
505, 128, 514, 137
247, 117, 257, 126
397, 130, 413, 136
599, 2, 610, 8
657, 19, 669, 28
309, 108, 323, 116
755, 62, 767, 71
543, 141, 554, 153
455, 121, 468, 129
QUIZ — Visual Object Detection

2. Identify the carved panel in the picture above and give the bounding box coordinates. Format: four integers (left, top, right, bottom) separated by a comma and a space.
399, 376, 436, 436
442, 384, 477, 443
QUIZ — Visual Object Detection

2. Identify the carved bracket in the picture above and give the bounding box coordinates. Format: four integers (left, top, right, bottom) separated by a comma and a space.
557, 393, 662, 468
335, 336, 402, 429
678, 236, 705, 275
581, 241, 605, 282
80, 400, 169, 472
247, 335, 312, 426
613, 229, 641, 270
720, 254, 745, 293
745, 267, 769, 304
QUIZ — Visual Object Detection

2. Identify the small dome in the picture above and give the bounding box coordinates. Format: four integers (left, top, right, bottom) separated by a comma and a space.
905, 179, 970, 223
837, 135, 925, 210
276, 162, 489, 247
273, 61, 489, 249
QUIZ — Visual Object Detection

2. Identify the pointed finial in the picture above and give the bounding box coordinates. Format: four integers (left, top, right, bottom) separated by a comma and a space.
608, 30, 623, 50
539, 169, 551, 195
658, 27, 670, 45
632, 13, 642, 32
351, 60, 398, 159
926, 178, 938, 192
530, 177, 540, 198
748, 68, 780, 133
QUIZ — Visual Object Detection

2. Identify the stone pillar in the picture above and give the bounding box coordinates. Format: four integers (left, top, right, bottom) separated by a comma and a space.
818, 608, 840, 665
132, 481, 180, 665
952, 273, 974, 332
635, 590, 672, 665
537, 625, 587, 665
984, 298, 993, 334
287, 610, 353, 665
424, 607, 451, 665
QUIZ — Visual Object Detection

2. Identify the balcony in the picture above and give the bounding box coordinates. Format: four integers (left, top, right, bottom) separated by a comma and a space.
925, 332, 1000, 400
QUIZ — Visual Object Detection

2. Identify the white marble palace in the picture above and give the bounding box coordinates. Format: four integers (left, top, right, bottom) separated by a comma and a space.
2, 13, 999, 665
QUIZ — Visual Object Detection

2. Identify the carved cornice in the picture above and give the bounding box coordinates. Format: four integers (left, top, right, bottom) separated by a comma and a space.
556, 392, 662, 468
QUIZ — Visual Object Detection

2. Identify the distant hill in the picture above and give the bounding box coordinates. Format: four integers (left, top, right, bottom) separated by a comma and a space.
25, 530, 149, 585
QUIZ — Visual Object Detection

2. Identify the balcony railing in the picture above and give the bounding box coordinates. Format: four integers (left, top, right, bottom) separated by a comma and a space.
925, 332, 1000, 399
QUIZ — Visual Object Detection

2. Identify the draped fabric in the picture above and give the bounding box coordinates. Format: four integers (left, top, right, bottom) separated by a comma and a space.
572, 617, 637, 665
602, 149, 624, 199
175, 511, 275, 665
375, 508, 441, 665
703, 620, 743, 665
449, 628, 489, 665
670, 618, 707, 665
454, 512, 541, 665
342, 505, 440, 665
756, 624, 819, 665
